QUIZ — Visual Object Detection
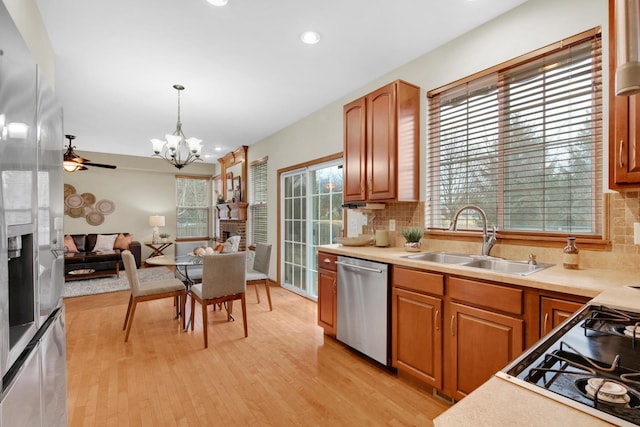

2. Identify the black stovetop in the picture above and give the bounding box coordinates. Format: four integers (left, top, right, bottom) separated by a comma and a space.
503, 305, 640, 426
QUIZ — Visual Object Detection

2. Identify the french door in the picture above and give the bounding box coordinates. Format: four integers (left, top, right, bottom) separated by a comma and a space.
280, 160, 343, 300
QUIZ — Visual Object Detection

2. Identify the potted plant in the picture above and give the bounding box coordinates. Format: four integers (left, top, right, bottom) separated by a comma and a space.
401, 227, 424, 252
159, 233, 171, 243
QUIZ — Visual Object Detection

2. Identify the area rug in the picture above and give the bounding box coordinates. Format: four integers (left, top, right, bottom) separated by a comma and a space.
63, 267, 175, 298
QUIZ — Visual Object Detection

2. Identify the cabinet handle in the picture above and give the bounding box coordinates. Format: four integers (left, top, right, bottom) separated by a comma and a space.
543, 313, 549, 335
333, 279, 337, 294
323, 258, 331, 264
619, 140, 624, 168
450, 315, 455, 336
435, 309, 440, 331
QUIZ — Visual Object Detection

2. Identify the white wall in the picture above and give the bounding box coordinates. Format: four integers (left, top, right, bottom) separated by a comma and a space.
248, 0, 607, 279
63, 152, 216, 258
2, 0, 55, 87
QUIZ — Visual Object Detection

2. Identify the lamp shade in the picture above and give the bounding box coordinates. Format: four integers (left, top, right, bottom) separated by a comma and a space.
149, 215, 165, 227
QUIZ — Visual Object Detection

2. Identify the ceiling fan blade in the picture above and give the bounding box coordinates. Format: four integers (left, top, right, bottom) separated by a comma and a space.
84, 162, 117, 169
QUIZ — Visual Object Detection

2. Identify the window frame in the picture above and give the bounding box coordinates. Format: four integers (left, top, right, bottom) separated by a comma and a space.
249, 156, 268, 246
175, 175, 211, 242
426, 27, 608, 249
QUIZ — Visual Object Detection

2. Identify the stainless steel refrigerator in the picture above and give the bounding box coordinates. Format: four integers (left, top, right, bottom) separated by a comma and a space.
0, 2, 68, 426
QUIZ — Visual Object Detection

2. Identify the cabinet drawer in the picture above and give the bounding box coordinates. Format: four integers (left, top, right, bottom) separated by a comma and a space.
392, 266, 444, 296
318, 252, 338, 272
448, 277, 523, 315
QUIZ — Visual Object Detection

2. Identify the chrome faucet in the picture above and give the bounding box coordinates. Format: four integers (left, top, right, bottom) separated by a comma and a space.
448, 205, 497, 257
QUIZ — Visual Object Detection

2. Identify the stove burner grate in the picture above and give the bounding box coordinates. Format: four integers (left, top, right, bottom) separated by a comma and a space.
575, 378, 640, 407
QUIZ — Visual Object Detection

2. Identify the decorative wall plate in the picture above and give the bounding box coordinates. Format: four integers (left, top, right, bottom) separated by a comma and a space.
86, 211, 105, 226
65, 193, 83, 208
95, 199, 115, 214
81, 192, 96, 205
64, 184, 76, 198
68, 207, 84, 218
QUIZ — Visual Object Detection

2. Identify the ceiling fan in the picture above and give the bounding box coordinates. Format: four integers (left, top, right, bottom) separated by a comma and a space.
63, 135, 117, 172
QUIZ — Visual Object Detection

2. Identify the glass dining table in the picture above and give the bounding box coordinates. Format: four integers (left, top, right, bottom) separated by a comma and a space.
146, 254, 204, 329
145, 254, 203, 286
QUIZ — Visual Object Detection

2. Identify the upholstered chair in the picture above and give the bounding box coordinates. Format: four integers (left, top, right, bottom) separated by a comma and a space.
190, 251, 247, 348
121, 250, 186, 342
246, 243, 273, 311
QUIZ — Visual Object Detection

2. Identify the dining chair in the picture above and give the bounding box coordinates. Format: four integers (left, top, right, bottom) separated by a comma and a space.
246, 243, 273, 311
121, 250, 186, 342
190, 251, 247, 348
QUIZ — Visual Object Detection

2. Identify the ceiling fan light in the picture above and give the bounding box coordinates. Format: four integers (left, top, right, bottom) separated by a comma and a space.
63, 161, 85, 172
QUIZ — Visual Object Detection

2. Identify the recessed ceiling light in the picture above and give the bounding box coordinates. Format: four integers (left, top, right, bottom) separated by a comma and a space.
206, 0, 228, 6
300, 31, 321, 45
215, 146, 222, 151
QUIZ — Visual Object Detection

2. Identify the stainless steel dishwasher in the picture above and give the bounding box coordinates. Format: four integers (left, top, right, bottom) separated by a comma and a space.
336, 256, 390, 366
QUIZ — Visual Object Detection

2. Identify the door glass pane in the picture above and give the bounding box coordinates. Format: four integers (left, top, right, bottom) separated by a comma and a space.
281, 161, 343, 300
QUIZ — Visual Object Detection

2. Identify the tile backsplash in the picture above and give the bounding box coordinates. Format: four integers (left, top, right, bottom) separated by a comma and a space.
356, 193, 640, 275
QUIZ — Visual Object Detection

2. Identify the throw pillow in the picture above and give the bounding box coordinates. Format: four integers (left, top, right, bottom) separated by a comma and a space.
221, 236, 240, 253
64, 235, 78, 253
114, 233, 133, 250
214, 243, 224, 252
92, 234, 118, 252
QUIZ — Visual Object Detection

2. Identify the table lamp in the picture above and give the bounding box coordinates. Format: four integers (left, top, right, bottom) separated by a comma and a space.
149, 215, 165, 244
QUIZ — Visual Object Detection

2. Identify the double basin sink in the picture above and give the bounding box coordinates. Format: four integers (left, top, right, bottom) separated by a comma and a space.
402, 251, 553, 276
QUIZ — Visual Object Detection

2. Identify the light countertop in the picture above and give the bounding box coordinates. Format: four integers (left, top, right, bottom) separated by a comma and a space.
317, 244, 639, 298
318, 244, 640, 426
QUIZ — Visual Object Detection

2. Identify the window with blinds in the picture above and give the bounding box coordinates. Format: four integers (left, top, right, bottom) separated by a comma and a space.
250, 158, 268, 245
427, 29, 603, 237
176, 176, 210, 239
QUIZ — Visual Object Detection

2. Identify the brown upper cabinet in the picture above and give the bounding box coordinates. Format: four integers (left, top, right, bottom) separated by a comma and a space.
343, 80, 420, 202
609, 0, 640, 189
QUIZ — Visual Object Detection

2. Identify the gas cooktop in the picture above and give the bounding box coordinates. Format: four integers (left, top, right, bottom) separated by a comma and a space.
497, 304, 640, 427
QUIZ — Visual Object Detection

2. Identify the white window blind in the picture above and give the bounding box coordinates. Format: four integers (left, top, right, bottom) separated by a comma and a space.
176, 176, 210, 239
427, 29, 603, 237
250, 158, 268, 245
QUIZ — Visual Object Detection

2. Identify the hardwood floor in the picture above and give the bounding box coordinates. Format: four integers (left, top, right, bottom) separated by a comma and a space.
64, 286, 450, 426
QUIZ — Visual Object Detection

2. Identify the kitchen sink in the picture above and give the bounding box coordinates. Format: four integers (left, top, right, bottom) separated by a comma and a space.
463, 258, 553, 276
402, 251, 553, 276
402, 252, 475, 264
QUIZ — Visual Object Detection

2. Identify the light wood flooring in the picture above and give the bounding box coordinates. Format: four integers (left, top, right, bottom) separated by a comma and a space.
64, 285, 450, 426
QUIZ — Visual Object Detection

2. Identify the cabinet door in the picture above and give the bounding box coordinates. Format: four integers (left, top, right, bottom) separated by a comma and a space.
392, 287, 443, 389
366, 83, 397, 201
317, 268, 337, 335
447, 302, 523, 400
611, 94, 640, 186
608, 0, 640, 188
540, 297, 583, 337
343, 97, 367, 202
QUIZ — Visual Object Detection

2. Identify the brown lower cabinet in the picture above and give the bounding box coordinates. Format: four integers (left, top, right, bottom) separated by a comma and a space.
540, 296, 585, 337
391, 267, 445, 387
317, 252, 338, 336
391, 265, 586, 401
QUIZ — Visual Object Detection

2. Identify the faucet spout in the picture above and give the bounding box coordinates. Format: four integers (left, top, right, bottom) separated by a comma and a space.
449, 205, 497, 257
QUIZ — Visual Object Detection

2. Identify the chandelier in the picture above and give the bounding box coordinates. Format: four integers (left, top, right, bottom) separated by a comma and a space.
151, 84, 203, 169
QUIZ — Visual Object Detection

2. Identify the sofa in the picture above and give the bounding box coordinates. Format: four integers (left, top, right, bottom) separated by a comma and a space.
64, 233, 141, 279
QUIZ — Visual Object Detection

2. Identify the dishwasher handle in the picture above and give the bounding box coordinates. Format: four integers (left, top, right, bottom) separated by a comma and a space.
336, 260, 383, 274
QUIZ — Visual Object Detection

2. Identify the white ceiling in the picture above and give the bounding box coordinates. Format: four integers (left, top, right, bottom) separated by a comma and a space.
36, 0, 527, 162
